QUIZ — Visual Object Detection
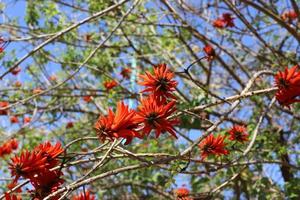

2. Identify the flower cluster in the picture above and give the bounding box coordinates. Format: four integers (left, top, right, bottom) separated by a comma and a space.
203, 44, 216, 61
104, 80, 118, 91
94, 64, 179, 144
213, 13, 235, 29
136, 95, 178, 138
5, 182, 22, 199
0, 101, 9, 115
5, 193, 21, 200
83, 95, 92, 103
139, 63, 178, 102
120, 67, 131, 79
9, 141, 64, 199
10, 67, 21, 76
227, 125, 249, 143
94, 101, 142, 145
281, 10, 298, 23
0, 37, 9, 53
274, 65, 300, 108
199, 125, 249, 160
10, 116, 19, 124
10, 116, 32, 125
72, 191, 95, 200
0, 139, 18, 157
174, 187, 192, 200
199, 134, 229, 160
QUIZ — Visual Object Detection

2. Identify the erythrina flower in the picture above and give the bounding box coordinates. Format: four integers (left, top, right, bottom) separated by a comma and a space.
0, 143, 12, 157
139, 63, 178, 101
9, 139, 18, 150
8, 141, 65, 200
222, 13, 235, 27
24, 117, 31, 124
274, 65, 300, 107
10, 116, 19, 124
34, 142, 64, 168
227, 125, 249, 143
10, 67, 21, 76
199, 134, 229, 160
0, 37, 8, 53
94, 101, 142, 145
4, 193, 21, 200
136, 95, 179, 138
103, 80, 118, 91
83, 95, 92, 103
175, 187, 190, 199
66, 121, 74, 129
275, 65, 300, 90
9, 151, 47, 181
203, 45, 215, 61
281, 10, 298, 23
0, 101, 9, 115
29, 169, 64, 200
213, 18, 226, 28
213, 13, 235, 29
0, 139, 18, 157
5, 182, 22, 200
72, 191, 95, 200
7, 181, 22, 193
120, 68, 132, 79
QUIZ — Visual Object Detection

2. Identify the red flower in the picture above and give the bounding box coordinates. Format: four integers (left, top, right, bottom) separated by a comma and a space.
213, 13, 235, 29
0, 37, 8, 53
139, 63, 178, 101
0, 101, 9, 115
203, 45, 215, 61
213, 18, 226, 28
136, 95, 178, 138
103, 80, 118, 91
120, 68, 132, 79
222, 13, 235, 27
9, 139, 18, 150
9, 151, 47, 181
0, 139, 18, 157
4, 194, 21, 200
34, 142, 64, 168
10, 116, 19, 124
281, 10, 298, 22
10, 67, 21, 76
8, 141, 65, 200
175, 186, 192, 200
66, 121, 74, 129
29, 169, 64, 200
6, 182, 22, 200
24, 117, 31, 124
199, 134, 229, 160
275, 65, 300, 89
227, 125, 249, 143
7, 182, 22, 193
274, 65, 300, 107
0, 143, 12, 157
72, 191, 95, 200
83, 95, 92, 103
94, 101, 142, 145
